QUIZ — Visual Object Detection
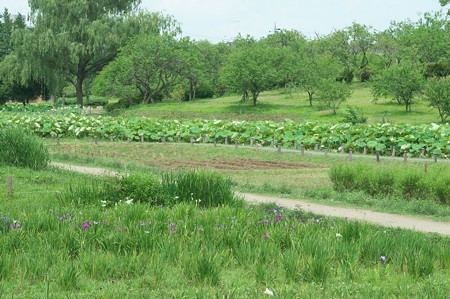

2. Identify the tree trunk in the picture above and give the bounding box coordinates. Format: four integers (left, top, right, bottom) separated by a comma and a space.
308, 91, 313, 107
75, 79, 84, 107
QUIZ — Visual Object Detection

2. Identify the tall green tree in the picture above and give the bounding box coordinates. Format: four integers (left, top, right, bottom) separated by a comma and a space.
424, 76, 450, 122
371, 62, 425, 112
10, 0, 170, 106
220, 40, 278, 106
93, 33, 189, 104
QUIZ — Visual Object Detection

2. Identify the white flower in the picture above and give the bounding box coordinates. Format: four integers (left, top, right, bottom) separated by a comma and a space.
336, 233, 342, 238
264, 288, 274, 296
125, 198, 134, 205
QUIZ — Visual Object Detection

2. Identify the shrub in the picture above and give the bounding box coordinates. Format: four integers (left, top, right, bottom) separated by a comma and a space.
162, 170, 241, 207
119, 172, 167, 205
342, 106, 367, 124
0, 127, 50, 170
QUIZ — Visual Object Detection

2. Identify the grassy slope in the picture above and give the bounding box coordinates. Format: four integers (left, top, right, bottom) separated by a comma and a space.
113, 85, 440, 124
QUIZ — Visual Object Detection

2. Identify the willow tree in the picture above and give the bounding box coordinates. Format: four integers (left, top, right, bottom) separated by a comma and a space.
11, 0, 169, 106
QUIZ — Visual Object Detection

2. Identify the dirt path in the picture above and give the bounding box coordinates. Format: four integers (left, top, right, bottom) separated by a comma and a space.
50, 162, 450, 236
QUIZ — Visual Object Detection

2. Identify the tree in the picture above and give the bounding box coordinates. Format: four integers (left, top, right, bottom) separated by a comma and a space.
424, 76, 450, 122
93, 33, 189, 104
296, 48, 341, 107
440, 0, 449, 6
371, 62, 425, 112
10, 1, 170, 106
316, 81, 353, 115
220, 40, 278, 106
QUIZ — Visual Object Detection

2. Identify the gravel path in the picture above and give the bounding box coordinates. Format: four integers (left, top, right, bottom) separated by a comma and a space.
50, 162, 450, 236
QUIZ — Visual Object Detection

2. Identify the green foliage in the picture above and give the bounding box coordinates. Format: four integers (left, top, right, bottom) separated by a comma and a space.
93, 33, 188, 104
424, 76, 450, 122
0, 127, 49, 170
162, 170, 242, 207
330, 162, 450, 204
317, 81, 353, 114
371, 62, 425, 112
341, 106, 367, 124
120, 172, 167, 205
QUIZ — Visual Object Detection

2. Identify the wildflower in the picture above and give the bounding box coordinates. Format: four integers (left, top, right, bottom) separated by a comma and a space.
263, 288, 274, 296
82, 221, 90, 230
336, 233, 342, 238
380, 256, 388, 264
170, 223, 176, 233
258, 219, 270, 224
274, 215, 283, 223
10, 220, 21, 230
93, 221, 99, 225
100, 200, 107, 207
125, 198, 133, 205
59, 216, 67, 221
144, 231, 150, 234
262, 232, 270, 239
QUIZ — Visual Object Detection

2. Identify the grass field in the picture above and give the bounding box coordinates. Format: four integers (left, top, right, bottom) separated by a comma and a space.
1, 164, 449, 298
112, 85, 441, 124
47, 139, 450, 222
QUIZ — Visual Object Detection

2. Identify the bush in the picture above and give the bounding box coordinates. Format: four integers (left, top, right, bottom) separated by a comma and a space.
342, 106, 367, 124
119, 172, 167, 205
162, 170, 241, 207
0, 127, 50, 170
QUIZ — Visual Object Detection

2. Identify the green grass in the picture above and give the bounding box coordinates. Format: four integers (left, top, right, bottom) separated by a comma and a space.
47, 139, 450, 222
112, 85, 441, 124
1, 165, 449, 297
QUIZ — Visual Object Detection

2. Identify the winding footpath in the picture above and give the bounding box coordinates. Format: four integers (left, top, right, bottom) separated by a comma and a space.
51, 162, 450, 236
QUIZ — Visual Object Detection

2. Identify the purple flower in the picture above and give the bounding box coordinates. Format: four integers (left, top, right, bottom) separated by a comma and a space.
262, 232, 270, 239
10, 220, 21, 230
170, 223, 176, 233
59, 216, 67, 221
81, 221, 90, 230
274, 215, 283, 223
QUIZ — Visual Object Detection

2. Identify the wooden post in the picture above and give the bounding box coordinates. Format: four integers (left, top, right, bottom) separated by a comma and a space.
277, 144, 281, 152
391, 147, 396, 157
191, 138, 194, 145
294, 141, 297, 150
94, 138, 98, 145
162, 137, 166, 144
127, 137, 131, 142
376, 151, 380, 162
421, 148, 425, 158
324, 149, 328, 157
314, 143, 319, 151
225, 137, 228, 145
340, 144, 345, 154
403, 152, 407, 163
271, 137, 275, 147
363, 146, 367, 155
349, 148, 353, 162
110, 136, 114, 142
434, 154, 438, 163
301, 145, 305, 155
140, 135, 144, 142
7, 177, 12, 196
235, 139, 238, 148
57, 137, 60, 145
177, 134, 181, 142
214, 139, 217, 147
424, 162, 428, 174
203, 136, 207, 143
250, 137, 254, 146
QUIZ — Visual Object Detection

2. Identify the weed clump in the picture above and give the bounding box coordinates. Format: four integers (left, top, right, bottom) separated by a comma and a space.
0, 127, 50, 170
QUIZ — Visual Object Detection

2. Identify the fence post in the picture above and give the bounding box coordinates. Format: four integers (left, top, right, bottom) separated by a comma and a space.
314, 143, 319, 151
250, 137, 254, 146
363, 146, 367, 155
57, 137, 60, 145
225, 137, 228, 145
140, 135, 144, 142
271, 137, 275, 147
214, 139, 217, 147
235, 139, 238, 148
403, 152, 407, 163
376, 151, 380, 162
434, 154, 438, 163
294, 141, 297, 150
190, 138, 194, 145
277, 143, 281, 152
391, 147, 396, 157
340, 144, 345, 154
162, 137, 166, 144
127, 137, 131, 142
177, 134, 181, 143
301, 145, 305, 155
7, 177, 12, 196
421, 148, 425, 158
349, 148, 353, 162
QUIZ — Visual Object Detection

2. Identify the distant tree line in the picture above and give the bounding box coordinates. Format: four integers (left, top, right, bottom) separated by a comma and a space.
0, 0, 449, 120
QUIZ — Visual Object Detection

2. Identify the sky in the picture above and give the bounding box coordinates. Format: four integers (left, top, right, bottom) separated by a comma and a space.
1, 0, 446, 41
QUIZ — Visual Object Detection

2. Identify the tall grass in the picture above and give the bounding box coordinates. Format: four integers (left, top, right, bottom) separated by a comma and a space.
0, 127, 49, 170
330, 161, 450, 204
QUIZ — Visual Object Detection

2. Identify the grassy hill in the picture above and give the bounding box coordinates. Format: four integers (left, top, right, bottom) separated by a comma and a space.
111, 85, 440, 124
